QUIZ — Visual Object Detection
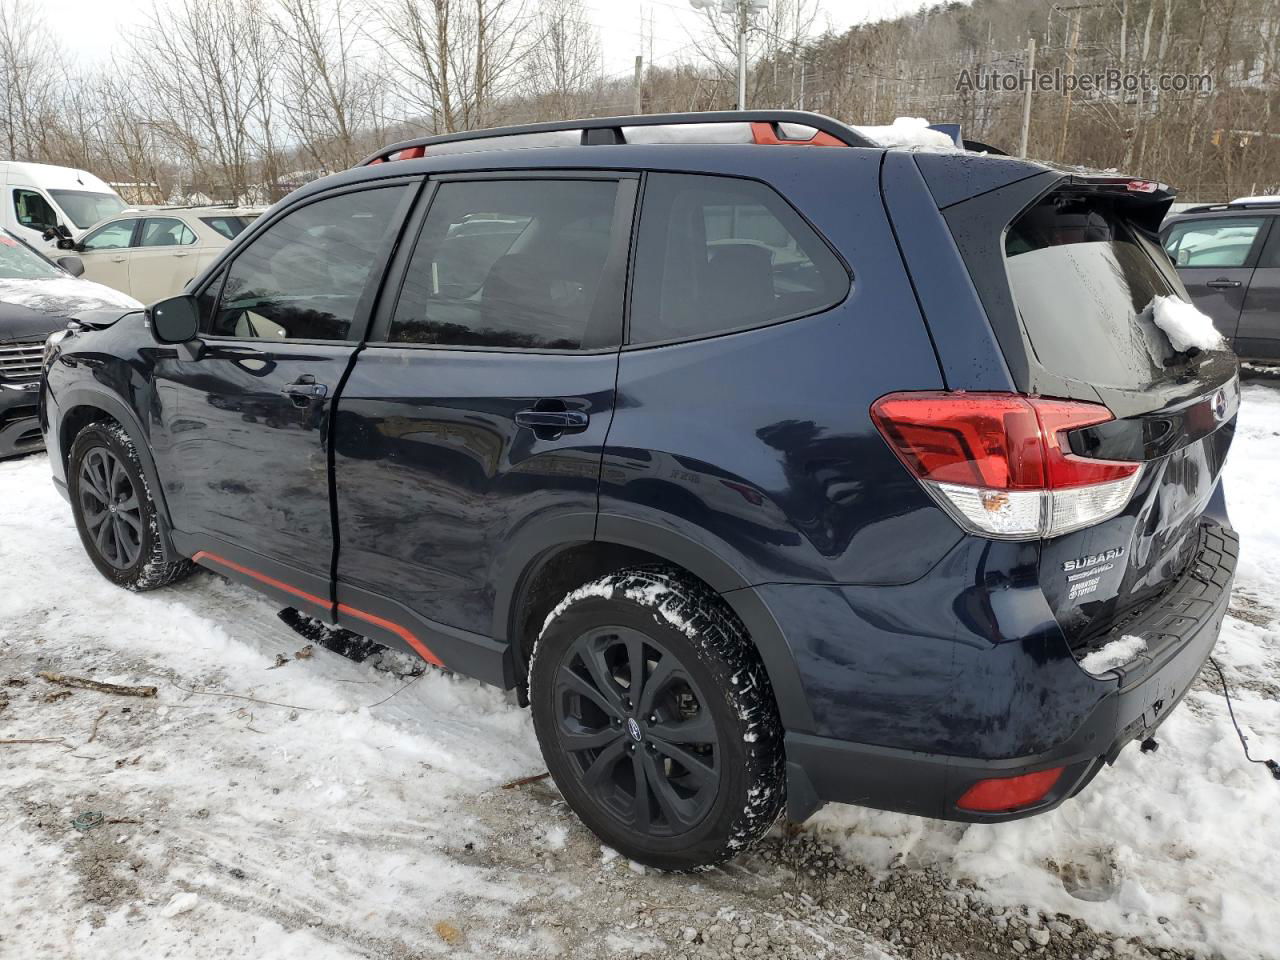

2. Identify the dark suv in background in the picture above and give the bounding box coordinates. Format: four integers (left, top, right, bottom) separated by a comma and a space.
1162, 198, 1280, 361
41, 111, 1239, 869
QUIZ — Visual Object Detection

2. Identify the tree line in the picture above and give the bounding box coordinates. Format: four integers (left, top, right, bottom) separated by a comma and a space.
0, 0, 1273, 204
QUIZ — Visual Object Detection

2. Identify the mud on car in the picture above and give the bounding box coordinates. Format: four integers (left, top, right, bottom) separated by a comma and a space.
41, 111, 1239, 869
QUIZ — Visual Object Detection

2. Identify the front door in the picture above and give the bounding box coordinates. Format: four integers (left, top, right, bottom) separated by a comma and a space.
150, 182, 416, 610
1235, 216, 1280, 361
1164, 216, 1267, 344
331, 174, 636, 679
76, 218, 138, 295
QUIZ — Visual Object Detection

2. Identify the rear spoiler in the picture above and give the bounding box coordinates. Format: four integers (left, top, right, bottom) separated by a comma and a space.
1053, 175, 1178, 233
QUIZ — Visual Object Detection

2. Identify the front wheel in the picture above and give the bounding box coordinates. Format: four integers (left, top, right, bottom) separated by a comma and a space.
529, 567, 785, 870
68, 421, 192, 591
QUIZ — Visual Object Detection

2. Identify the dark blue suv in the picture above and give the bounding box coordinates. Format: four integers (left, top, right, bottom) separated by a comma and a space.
40, 111, 1239, 869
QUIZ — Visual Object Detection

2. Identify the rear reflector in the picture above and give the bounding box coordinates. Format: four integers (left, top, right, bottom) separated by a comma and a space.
871, 392, 1141, 540
957, 767, 1065, 813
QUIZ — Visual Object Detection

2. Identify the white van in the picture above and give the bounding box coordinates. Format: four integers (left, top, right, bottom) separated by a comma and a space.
1, 161, 128, 248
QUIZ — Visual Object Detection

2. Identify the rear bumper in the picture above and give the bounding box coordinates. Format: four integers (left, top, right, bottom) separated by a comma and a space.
784, 521, 1237, 822
0, 381, 43, 458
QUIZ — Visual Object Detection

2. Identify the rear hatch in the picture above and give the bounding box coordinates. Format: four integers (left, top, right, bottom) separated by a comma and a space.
940, 173, 1239, 656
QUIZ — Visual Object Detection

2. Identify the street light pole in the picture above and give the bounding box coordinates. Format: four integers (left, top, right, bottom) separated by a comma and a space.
737, 5, 748, 110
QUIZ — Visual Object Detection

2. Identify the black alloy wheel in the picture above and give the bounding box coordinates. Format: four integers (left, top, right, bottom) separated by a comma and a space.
77, 445, 144, 569
554, 625, 721, 836
530, 567, 785, 870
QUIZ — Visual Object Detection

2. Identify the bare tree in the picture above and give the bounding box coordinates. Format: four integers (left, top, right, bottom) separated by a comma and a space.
0, 0, 58, 159
273, 0, 382, 172
130, 0, 277, 201
375, 0, 527, 133
523, 0, 600, 117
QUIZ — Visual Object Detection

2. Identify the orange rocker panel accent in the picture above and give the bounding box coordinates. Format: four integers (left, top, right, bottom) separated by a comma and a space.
192, 551, 444, 667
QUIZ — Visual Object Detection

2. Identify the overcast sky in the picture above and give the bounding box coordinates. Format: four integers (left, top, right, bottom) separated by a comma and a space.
53, 0, 942, 78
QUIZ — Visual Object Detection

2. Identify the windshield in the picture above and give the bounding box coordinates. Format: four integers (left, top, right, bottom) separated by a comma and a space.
0, 231, 62, 279
49, 189, 127, 229
1004, 193, 1226, 389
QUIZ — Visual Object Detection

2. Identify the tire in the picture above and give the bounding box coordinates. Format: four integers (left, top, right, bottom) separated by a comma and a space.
68, 421, 192, 591
529, 566, 785, 870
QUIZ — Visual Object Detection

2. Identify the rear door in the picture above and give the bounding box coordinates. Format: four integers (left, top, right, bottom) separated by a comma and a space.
129, 216, 201, 303
1234, 216, 1280, 361
330, 172, 636, 680
1162, 215, 1267, 344
150, 181, 417, 611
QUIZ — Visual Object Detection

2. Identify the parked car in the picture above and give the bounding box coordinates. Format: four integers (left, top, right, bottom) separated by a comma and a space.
1162, 198, 1280, 361
0, 160, 128, 250
41, 111, 1239, 870
72, 206, 263, 304
0, 229, 139, 458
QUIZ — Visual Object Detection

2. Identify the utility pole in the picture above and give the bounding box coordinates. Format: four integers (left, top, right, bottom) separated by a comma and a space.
736, 1, 748, 111
634, 55, 644, 114
1019, 36, 1036, 158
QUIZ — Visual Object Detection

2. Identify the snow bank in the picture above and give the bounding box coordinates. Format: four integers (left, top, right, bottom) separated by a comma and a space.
1146, 294, 1225, 352
0, 276, 141, 313
853, 117, 960, 152
1080, 634, 1147, 674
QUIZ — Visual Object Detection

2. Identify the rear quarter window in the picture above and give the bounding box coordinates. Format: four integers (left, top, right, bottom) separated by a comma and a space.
628, 173, 848, 346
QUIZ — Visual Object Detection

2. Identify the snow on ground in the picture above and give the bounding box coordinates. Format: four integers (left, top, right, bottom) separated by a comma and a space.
1, 380, 1278, 960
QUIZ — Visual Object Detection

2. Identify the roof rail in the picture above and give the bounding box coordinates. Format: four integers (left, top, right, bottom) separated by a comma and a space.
1182, 199, 1280, 214
360, 110, 878, 166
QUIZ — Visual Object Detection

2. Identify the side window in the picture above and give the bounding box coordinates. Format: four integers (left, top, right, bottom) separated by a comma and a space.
387, 178, 623, 350
13, 189, 58, 230
629, 173, 848, 345
207, 186, 407, 341
140, 217, 197, 247
1163, 217, 1264, 268
80, 220, 136, 251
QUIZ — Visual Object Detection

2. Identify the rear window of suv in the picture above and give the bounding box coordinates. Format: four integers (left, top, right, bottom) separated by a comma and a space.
1004, 193, 1223, 388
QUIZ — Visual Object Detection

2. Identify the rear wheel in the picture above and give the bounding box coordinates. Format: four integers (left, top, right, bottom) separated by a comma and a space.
68, 421, 192, 591
529, 567, 784, 870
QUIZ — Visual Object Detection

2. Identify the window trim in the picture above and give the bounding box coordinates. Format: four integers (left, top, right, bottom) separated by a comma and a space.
195, 176, 424, 345
12, 187, 60, 231
139, 216, 199, 248
366, 169, 640, 354
1162, 215, 1270, 270
79, 217, 142, 252
620, 170, 852, 351
1256, 216, 1280, 269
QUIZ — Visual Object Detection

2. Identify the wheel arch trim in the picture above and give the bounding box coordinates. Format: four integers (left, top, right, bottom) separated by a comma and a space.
58, 387, 180, 562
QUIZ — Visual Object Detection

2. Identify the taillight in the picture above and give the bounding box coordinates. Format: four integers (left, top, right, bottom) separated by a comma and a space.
870, 392, 1141, 540
957, 767, 1064, 813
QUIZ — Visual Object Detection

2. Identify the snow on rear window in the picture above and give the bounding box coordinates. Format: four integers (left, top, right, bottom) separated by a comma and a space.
1004, 194, 1227, 389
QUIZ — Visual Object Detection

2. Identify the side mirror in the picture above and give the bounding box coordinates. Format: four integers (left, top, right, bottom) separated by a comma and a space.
148, 295, 200, 345
57, 237, 77, 251
55, 255, 85, 277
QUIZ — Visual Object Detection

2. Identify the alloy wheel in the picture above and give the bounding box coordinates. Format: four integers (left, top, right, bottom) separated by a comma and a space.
78, 446, 143, 570
553, 626, 721, 836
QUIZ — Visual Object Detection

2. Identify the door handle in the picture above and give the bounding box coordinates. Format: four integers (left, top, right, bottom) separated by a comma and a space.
515, 403, 589, 439
281, 376, 328, 403
110, 256, 126, 263
174, 252, 190, 258
1206, 279, 1241, 288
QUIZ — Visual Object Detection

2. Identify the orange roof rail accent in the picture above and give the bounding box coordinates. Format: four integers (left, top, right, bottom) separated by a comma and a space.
749, 122, 847, 147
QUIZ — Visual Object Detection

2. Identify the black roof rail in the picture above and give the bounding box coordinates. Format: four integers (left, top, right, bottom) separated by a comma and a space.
360, 110, 879, 165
